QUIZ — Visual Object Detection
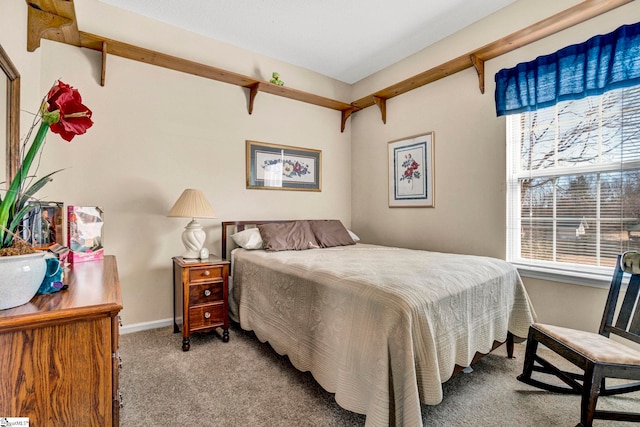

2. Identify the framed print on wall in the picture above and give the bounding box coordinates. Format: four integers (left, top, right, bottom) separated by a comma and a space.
388, 132, 434, 207
246, 140, 322, 191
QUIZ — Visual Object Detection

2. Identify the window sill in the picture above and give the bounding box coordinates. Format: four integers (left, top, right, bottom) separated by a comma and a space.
513, 263, 614, 289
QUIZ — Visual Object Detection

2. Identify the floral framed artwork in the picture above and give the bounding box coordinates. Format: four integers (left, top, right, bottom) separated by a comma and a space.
246, 140, 322, 191
388, 132, 434, 207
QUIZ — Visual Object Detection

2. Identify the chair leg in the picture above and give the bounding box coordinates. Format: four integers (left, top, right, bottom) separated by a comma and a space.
519, 334, 539, 380
579, 364, 602, 427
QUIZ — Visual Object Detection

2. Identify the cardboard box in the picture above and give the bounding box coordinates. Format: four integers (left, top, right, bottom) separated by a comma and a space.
22, 201, 64, 250
67, 206, 104, 263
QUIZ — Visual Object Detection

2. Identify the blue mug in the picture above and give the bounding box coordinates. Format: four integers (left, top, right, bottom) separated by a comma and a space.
37, 256, 65, 294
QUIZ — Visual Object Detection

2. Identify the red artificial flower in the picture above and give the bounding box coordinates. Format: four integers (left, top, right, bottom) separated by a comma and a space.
45, 81, 93, 142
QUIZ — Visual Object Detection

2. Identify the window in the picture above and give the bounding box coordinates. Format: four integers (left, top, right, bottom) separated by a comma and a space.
506, 86, 640, 280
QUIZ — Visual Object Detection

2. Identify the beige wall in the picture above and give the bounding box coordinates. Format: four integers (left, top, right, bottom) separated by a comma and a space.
350, 0, 640, 329
0, 0, 352, 326
2, 0, 638, 331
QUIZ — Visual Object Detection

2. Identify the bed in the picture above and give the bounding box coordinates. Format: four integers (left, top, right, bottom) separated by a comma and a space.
222, 220, 536, 426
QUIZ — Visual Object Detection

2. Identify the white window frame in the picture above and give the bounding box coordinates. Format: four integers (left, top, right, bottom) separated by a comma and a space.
506, 92, 640, 288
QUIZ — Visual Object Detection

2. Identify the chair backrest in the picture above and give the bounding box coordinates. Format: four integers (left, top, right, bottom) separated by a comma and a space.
599, 253, 640, 345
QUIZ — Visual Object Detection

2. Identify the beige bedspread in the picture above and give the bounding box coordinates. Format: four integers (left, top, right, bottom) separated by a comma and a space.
232, 243, 536, 426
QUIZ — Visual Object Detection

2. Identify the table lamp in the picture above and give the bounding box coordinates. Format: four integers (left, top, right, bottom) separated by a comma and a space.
168, 189, 216, 258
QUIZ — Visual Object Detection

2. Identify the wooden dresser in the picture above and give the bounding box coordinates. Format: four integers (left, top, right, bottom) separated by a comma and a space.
0, 255, 123, 426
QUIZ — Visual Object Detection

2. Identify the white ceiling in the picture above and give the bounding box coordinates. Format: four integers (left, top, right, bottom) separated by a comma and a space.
98, 0, 518, 84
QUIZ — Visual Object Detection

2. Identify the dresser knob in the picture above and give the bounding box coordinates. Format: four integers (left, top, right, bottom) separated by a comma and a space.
204, 289, 212, 297
203, 270, 211, 276
204, 311, 211, 319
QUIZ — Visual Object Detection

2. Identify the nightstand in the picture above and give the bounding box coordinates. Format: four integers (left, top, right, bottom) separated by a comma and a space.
173, 256, 230, 351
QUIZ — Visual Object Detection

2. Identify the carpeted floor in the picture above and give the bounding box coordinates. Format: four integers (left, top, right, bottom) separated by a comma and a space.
118, 325, 639, 426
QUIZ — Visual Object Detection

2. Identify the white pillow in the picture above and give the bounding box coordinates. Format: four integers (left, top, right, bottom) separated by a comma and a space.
348, 230, 360, 242
231, 228, 263, 249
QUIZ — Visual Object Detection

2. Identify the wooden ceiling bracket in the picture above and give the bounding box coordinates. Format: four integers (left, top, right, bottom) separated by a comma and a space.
26, 1, 77, 52
341, 107, 356, 133
246, 82, 261, 115
100, 41, 107, 86
372, 96, 387, 124
470, 54, 485, 94
26, 3, 73, 52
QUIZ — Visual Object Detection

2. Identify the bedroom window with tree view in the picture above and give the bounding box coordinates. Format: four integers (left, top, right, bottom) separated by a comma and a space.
506, 86, 640, 274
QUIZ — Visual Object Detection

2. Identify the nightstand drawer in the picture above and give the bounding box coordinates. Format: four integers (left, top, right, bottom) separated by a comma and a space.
188, 266, 223, 283
189, 304, 224, 330
189, 282, 224, 306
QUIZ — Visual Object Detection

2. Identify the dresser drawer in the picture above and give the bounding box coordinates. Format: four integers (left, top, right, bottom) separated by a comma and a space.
189, 282, 224, 306
188, 266, 223, 283
188, 304, 224, 330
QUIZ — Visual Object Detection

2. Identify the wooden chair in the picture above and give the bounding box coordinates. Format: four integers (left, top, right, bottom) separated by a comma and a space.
517, 252, 640, 427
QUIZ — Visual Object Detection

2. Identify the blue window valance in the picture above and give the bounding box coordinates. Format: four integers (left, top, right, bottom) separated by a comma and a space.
495, 21, 640, 116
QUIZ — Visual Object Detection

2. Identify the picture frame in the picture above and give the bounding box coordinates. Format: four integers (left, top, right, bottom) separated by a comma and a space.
22, 201, 64, 249
388, 132, 435, 207
246, 140, 322, 191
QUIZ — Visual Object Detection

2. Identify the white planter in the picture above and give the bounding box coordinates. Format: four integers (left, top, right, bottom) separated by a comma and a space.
0, 252, 47, 310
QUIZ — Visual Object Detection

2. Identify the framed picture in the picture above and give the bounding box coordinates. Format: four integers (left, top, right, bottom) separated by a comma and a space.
22, 201, 64, 249
388, 132, 435, 207
246, 140, 322, 191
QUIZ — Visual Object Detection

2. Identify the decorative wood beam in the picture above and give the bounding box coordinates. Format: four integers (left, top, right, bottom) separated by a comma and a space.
351, 55, 473, 110
352, 0, 632, 112
79, 32, 260, 88
77, 32, 355, 131
372, 96, 387, 124
24, 0, 633, 132
470, 54, 485, 94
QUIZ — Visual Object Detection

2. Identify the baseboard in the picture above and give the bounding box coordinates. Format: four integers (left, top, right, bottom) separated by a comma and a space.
120, 318, 173, 335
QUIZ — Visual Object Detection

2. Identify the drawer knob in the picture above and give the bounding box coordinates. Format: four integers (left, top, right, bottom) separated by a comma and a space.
204, 289, 212, 297
204, 311, 211, 319
203, 270, 211, 276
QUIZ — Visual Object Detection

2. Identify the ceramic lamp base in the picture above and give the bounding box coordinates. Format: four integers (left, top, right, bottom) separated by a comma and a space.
181, 219, 206, 259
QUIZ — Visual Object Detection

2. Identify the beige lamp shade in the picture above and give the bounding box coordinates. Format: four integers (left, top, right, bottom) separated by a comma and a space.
168, 189, 216, 219
168, 189, 216, 258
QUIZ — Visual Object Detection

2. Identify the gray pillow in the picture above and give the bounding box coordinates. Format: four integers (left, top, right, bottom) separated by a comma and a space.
258, 221, 320, 252
308, 220, 355, 248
